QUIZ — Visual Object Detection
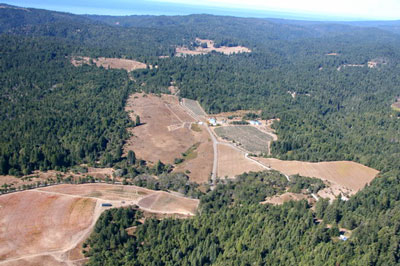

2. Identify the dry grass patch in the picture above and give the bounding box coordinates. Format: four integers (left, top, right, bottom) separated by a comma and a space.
261, 192, 310, 205
176, 38, 251, 56
217, 144, 264, 178
137, 191, 199, 215
39, 183, 153, 201
173, 125, 214, 183
124, 93, 197, 164
0, 190, 96, 262
253, 158, 379, 193
71, 56, 147, 72
0, 183, 200, 265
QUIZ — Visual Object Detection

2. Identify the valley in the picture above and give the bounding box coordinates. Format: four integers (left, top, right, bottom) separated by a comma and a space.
0, 3, 400, 265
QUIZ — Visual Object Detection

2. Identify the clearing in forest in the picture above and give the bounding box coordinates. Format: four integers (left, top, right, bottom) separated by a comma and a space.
214, 126, 273, 154
70, 56, 147, 72
253, 158, 379, 194
124, 93, 213, 183
0, 183, 198, 265
261, 192, 310, 205
176, 38, 251, 56
182, 98, 207, 118
0, 190, 96, 265
217, 144, 264, 178
392, 99, 400, 111
137, 191, 198, 215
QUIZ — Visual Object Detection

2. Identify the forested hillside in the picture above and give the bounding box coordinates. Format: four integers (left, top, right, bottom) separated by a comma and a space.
1, 4, 400, 265
85, 171, 400, 265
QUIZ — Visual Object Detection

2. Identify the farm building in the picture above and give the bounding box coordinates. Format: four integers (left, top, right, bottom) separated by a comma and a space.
249, 120, 262, 126
101, 203, 112, 207
208, 118, 217, 126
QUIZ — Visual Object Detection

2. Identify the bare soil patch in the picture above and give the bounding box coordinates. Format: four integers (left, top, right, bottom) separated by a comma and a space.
0, 190, 96, 263
137, 191, 198, 215
176, 38, 251, 56
3, 255, 68, 266
217, 144, 264, 178
71, 56, 147, 72
38, 183, 154, 201
0, 183, 199, 265
124, 93, 213, 182
261, 192, 310, 205
173, 125, 214, 183
253, 158, 379, 193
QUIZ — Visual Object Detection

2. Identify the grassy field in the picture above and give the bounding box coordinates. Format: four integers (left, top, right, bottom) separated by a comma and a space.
214, 126, 273, 154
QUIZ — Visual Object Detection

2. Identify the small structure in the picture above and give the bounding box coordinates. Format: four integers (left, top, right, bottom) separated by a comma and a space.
249, 120, 262, 126
341, 195, 349, 201
208, 118, 217, 126
339, 235, 348, 241
101, 203, 112, 207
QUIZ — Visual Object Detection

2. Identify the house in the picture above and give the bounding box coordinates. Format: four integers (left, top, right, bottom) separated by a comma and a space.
208, 118, 217, 126
249, 120, 262, 126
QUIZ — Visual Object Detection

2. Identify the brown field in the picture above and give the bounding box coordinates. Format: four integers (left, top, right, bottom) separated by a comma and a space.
3, 255, 68, 266
261, 192, 310, 205
137, 191, 198, 215
0, 183, 198, 265
70, 56, 147, 72
217, 144, 264, 178
124, 93, 197, 164
253, 158, 379, 193
124, 93, 213, 183
176, 38, 251, 56
173, 126, 214, 183
0, 190, 96, 265
38, 183, 154, 201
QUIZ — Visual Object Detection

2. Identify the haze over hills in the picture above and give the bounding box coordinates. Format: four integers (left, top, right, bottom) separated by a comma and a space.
0, 3, 400, 265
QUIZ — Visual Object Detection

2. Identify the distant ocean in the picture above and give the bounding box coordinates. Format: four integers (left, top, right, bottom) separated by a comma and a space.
2, 0, 367, 21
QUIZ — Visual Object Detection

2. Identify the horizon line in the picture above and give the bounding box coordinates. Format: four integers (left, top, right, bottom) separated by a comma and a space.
1, 2, 400, 22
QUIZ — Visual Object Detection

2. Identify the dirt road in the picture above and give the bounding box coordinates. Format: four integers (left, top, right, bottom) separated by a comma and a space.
0, 184, 198, 265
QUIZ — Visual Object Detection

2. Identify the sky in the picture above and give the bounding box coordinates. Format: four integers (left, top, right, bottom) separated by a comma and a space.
156, 0, 400, 20
3, 0, 400, 20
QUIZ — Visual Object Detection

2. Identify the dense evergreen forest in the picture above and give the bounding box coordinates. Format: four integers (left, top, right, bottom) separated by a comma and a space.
85, 171, 400, 265
1, 4, 400, 265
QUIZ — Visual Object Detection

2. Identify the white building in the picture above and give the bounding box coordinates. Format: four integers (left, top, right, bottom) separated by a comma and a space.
208, 118, 217, 126
249, 120, 262, 126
